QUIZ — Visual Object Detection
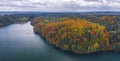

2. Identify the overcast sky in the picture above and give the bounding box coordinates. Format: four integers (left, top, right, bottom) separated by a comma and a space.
0, 0, 120, 12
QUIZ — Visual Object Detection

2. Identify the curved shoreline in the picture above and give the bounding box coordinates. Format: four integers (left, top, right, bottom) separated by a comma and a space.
32, 17, 120, 54
34, 31, 120, 55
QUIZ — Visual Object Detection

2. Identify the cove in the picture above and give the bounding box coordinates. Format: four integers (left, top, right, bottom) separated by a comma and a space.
0, 22, 120, 61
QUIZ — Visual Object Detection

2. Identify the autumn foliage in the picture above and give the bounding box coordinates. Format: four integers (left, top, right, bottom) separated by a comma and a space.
34, 18, 111, 54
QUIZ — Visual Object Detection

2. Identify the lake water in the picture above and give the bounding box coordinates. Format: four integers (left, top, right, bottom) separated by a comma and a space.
0, 22, 120, 61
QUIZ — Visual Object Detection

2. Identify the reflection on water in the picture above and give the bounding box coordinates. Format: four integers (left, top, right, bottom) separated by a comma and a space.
0, 22, 120, 61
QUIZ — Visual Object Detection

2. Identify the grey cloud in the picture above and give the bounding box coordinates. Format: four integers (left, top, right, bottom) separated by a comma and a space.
62, 1, 80, 8
106, 0, 120, 3
0, 0, 120, 12
84, 0, 102, 2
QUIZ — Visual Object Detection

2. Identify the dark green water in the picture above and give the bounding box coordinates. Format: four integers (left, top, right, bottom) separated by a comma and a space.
0, 22, 120, 61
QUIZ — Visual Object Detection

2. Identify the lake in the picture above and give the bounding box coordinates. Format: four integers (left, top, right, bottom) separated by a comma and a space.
0, 22, 120, 61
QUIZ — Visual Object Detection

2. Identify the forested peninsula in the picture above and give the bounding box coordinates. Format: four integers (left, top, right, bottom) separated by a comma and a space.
33, 15, 120, 54
1, 13, 120, 54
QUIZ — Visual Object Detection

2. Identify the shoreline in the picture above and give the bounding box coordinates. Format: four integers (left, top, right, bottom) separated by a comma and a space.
34, 32, 120, 55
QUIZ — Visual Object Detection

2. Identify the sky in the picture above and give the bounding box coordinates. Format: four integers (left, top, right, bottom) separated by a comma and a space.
0, 0, 120, 12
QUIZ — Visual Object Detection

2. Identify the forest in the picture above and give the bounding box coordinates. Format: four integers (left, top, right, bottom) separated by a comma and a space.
0, 14, 39, 27
33, 14, 120, 54
0, 13, 120, 54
